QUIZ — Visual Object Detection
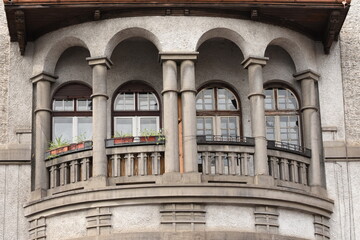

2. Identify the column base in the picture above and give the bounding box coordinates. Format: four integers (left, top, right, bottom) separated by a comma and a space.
254, 175, 274, 186
30, 188, 48, 201
86, 176, 108, 189
310, 185, 327, 196
160, 172, 202, 184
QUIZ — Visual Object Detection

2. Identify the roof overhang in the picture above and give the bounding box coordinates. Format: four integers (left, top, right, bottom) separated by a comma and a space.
3, 0, 351, 55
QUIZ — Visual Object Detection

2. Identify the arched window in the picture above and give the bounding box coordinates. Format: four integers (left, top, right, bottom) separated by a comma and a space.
52, 83, 92, 142
196, 86, 241, 139
265, 87, 300, 145
112, 82, 160, 136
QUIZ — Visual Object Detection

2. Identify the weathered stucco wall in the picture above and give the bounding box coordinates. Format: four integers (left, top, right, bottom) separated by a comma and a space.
341, 0, 360, 146
0, 1, 9, 144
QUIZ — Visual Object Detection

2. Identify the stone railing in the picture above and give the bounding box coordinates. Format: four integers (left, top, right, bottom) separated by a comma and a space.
267, 148, 310, 188
106, 140, 165, 184
45, 149, 93, 192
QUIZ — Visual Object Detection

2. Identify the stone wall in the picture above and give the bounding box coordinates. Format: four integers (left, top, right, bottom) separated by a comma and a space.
0, 1, 9, 144
341, 0, 360, 145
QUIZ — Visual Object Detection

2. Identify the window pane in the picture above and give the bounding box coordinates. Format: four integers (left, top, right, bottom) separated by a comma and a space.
140, 118, 157, 134
114, 93, 135, 111
53, 99, 74, 111
53, 117, 73, 142
278, 89, 298, 110
77, 117, 92, 141
115, 118, 133, 136
138, 93, 159, 111
266, 116, 275, 140
220, 117, 237, 137
196, 88, 214, 110
279, 116, 299, 145
265, 89, 275, 110
77, 99, 92, 111
196, 117, 213, 136
217, 88, 237, 110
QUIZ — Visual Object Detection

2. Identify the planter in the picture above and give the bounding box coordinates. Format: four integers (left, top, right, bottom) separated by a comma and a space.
114, 137, 135, 144
139, 136, 157, 142
46, 140, 93, 159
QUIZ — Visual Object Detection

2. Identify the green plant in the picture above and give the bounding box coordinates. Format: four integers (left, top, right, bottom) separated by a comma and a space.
49, 136, 69, 150
113, 131, 133, 138
74, 132, 87, 143
140, 129, 165, 142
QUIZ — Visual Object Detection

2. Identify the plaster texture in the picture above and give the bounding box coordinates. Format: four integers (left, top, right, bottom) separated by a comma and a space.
46, 211, 87, 240
0, 1, 9, 144
340, 0, 360, 146
0, 165, 30, 240
278, 209, 314, 240
205, 205, 254, 232
112, 205, 160, 233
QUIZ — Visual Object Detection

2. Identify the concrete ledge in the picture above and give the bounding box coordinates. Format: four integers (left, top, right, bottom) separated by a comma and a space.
24, 182, 333, 219
0, 144, 31, 162
72, 231, 310, 240
324, 142, 360, 161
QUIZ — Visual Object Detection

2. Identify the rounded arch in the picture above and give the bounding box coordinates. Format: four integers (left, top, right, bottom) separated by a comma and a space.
196, 28, 246, 54
263, 79, 301, 105
52, 80, 92, 99
197, 80, 242, 104
105, 28, 161, 58
40, 37, 90, 75
264, 37, 311, 72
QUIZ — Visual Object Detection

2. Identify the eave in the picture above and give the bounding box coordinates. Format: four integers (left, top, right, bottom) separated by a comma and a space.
3, 0, 351, 55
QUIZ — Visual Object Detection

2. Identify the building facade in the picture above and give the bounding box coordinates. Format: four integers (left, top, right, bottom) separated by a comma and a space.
0, 0, 359, 239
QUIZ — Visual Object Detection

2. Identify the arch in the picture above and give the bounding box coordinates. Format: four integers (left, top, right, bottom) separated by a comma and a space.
196, 28, 246, 55
265, 37, 311, 72
52, 81, 92, 99
105, 28, 161, 58
40, 37, 90, 75
264, 79, 301, 104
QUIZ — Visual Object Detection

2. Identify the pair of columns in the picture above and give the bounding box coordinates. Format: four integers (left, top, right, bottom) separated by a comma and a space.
31, 54, 322, 195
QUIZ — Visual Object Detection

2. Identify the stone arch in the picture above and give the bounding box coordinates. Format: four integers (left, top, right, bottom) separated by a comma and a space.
265, 37, 313, 72
104, 27, 161, 58
196, 28, 247, 55
37, 36, 90, 75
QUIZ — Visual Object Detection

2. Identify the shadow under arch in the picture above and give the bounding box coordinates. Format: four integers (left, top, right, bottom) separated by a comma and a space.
196, 28, 246, 54
41, 36, 90, 75
264, 37, 309, 72
105, 27, 161, 58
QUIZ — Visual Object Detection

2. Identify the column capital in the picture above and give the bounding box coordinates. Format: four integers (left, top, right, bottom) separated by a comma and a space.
294, 69, 320, 82
30, 72, 58, 84
241, 56, 269, 69
159, 52, 199, 63
86, 56, 113, 69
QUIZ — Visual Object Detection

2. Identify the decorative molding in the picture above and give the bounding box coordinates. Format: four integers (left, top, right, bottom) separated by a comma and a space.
314, 215, 330, 239
86, 56, 113, 69
160, 203, 206, 231
294, 69, 320, 82
29, 217, 46, 240
14, 10, 26, 55
159, 52, 199, 63
241, 56, 269, 69
86, 207, 112, 236
30, 72, 58, 84
324, 11, 341, 54
254, 206, 279, 234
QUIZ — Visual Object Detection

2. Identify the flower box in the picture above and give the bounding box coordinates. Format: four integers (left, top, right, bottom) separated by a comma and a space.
114, 137, 135, 144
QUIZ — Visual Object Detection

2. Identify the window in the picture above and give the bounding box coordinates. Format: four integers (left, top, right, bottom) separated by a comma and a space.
196, 86, 241, 138
265, 87, 300, 145
112, 82, 160, 136
52, 83, 92, 143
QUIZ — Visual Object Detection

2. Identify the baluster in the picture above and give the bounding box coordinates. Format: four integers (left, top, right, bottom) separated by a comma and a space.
203, 152, 209, 175
228, 152, 236, 175
70, 160, 76, 183
299, 163, 307, 185
86, 158, 91, 179
236, 154, 241, 175
60, 163, 66, 186
242, 153, 249, 176
111, 154, 119, 177
268, 157, 275, 178
280, 159, 289, 181
81, 158, 87, 181
151, 152, 160, 175
143, 153, 148, 176
216, 152, 222, 175
292, 160, 299, 183
49, 166, 55, 188
138, 153, 145, 176
54, 165, 60, 187
125, 153, 134, 177
74, 160, 80, 182
108, 155, 114, 177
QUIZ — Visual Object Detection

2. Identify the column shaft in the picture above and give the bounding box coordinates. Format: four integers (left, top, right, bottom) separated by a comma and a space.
247, 63, 268, 176
300, 79, 316, 149
162, 60, 179, 173
180, 60, 198, 173
34, 80, 52, 190
91, 64, 108, 177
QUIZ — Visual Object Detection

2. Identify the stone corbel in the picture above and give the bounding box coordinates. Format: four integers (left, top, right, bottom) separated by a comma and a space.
14, 10, 26, 55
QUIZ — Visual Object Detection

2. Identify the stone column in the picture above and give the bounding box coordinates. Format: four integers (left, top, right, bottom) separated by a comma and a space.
242, 56, 269, 181
161, 59, 179, 173
180, 58, 198, 173
31, 72, 57, 198
87, 56, 112, 181
294, 70, 322, 189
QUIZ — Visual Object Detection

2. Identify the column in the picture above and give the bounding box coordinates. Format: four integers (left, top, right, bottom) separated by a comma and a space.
242, 56, 269, 177
87, 56, 112, 178
180, 58, 198, 173
161, 59, 179, 173
294, 70, 322, 187
31, 72, 57, 197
